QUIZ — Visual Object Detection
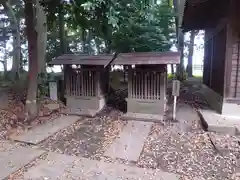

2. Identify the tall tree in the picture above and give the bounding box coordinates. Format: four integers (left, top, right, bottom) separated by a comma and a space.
0, 16, 10, 73
177, 30, 184, 79
24, 0, 38, 120
1, 0, 21, 78
58, 2, 67, 54
187, 30, 197, 77
172, 0, 185, 80
36, 0, 47, 73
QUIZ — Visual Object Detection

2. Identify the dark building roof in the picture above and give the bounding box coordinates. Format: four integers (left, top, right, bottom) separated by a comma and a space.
111, 52, 180, 65
49, 54, 114, 66
182, 0, 229, 32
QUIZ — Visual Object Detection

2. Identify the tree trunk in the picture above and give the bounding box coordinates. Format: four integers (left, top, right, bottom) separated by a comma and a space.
12, 21, 21, 78
36, 0, 47, 73
86, 29, 93, 54
177, 30, 185, 80
24, 0, 38, 120
82, 28, 88, 53
3, 39, 7, 74
2, 0, 21, 79
171, 64, 174, 74
59, 3, 66, 54
187, 30, 196, 78
173, 0, 178, 37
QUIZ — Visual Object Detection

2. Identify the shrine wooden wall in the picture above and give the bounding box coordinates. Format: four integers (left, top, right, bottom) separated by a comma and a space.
203, 19, 227, 97
202, 17, 240, 115
229, 39, 240, 98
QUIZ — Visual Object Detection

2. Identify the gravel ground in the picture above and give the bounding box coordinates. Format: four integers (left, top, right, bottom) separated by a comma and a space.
8, 79, 240, 179
138, 80, 240, 180
41, 107, 126, 160
137, 122, 240, 180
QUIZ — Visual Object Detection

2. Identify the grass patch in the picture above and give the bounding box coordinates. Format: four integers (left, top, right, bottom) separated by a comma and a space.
193, 75, 203, 79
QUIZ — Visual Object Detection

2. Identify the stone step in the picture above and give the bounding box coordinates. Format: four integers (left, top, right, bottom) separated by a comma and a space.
198, 109, 239, 135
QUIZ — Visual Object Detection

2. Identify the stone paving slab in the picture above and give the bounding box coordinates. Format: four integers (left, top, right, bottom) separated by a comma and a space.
198, 109, 237, 135
0, 141, 45, 180
11, 115, 80, 144
104, 121, 153, 162
176, 104, 200, 121
24, 152, 179, 180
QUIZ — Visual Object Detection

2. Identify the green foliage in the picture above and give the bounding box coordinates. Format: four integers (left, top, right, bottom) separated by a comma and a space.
42, 0, 176, 55
109, 0, 176, 52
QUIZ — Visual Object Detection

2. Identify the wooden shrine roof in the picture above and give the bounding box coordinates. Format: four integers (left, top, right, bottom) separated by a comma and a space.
49, 54, 114, 66
111, 52, 180, 65
182, 0, 229, 31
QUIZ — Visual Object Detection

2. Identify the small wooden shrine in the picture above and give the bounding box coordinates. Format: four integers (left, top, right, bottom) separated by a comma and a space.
111, 52, 180, 121
50, 54, 113, 117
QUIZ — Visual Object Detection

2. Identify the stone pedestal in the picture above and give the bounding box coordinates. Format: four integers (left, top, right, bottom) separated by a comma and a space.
65, 96, 105, 117
65, 68, 107, 117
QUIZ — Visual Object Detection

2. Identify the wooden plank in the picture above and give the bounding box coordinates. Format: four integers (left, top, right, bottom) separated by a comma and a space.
76, 73, 79, 96
111, 52, 181, 65
66, 73, 70, 96
86, 71, 89, 96
128, 67, 132, 98
83, 71, 85, 96
156, 73, 160, 100
139, 72, 141, 99
90, 71, 93, 96
74, 73, 76, 96
136, 72, 139, 99
96, 72, 101, 97
160, 72, 165, 100
133, 71, 136, 98
142, 71, 144, 99
145, 73, 147, 100
50, 54, 113, 65
82, 72, 84, 96
92, 71, 95, 96
139, 72, 142, 99
70, 74, 73, 96
151, 72, 154, 100
153, 72, 156, 100
85, 71, 88, 96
